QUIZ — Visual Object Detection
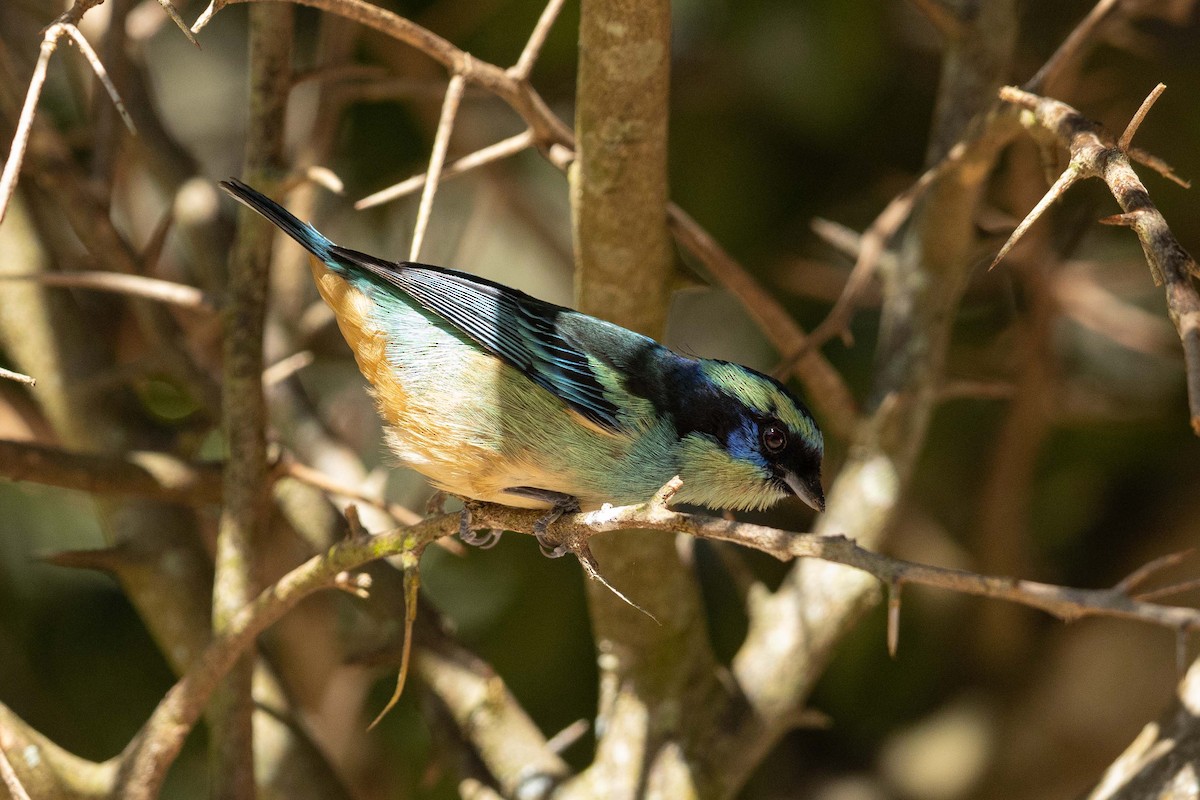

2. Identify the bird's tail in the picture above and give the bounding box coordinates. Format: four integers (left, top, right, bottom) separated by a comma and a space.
220, 178, 335, 262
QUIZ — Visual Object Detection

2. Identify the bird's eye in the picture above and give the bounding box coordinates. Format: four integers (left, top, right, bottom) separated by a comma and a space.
761, 424, 787, 454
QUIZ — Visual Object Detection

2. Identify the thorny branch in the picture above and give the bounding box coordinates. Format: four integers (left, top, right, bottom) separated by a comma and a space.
786, 0, 1132, 371
0, 16, 135, 226
105, 481, 1200, 798
994, 85, 1200, 434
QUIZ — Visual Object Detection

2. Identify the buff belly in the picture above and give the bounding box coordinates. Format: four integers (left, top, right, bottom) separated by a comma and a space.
309, 259, 672, 509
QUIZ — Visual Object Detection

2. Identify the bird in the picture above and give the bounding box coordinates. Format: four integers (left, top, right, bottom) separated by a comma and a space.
220, 179, 825, 556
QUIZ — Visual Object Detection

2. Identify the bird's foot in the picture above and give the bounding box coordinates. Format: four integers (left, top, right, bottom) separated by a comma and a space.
457, 505, 503, 549
505, 487, 580, 559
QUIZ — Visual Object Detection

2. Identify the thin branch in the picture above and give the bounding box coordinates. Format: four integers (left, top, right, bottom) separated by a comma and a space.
59, 24, 137, 136
409, 72, 465, 261
355, 130, 533, 209
262, 350, 314, 386
1116, 550, 1194, 594
795, 159, 948, 356
0, 31, 56, 226
281, 458, 422, 526
666, 203, 860, 439
0, 367, 36, 387
510, 0, 567, 81
1023, 0, 1120, 93
0, 271, 216, 311
905, 0, 967, 41
112, 491, 1200, 799
0, 18, 142, 225
886, 580, 902, 657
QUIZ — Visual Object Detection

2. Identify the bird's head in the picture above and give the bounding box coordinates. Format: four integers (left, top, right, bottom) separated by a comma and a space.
672, 361, 825, 513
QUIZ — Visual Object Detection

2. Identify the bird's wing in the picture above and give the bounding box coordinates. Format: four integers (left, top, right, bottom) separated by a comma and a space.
329, 247, 626, 433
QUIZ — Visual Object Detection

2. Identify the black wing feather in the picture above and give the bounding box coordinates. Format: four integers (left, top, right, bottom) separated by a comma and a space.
329, 246, 624, 432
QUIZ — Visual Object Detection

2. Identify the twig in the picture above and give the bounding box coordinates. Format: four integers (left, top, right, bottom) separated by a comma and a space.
795, 161, 946, 356
998, 85, 1200, 434
281, 458, 422, 525
1052, 263, 1178, 355
355, 130, 533, 209
59, 24, 137, 136
1126, 146, 1190, 189
0, 30, 60, 225
0, 271, 216, 311
544, 719, 589, 755
262, 350, 314, 386
510, 0, 567, 81
886, 579, 902, 657
906, 0, 967, 40
937, 379, 1016, 402
0, 367, 36, 387
0, 746, 32, 800
0, 19, 140, 225
1023, 0, 1120, 93
409, 72, 465, 262
1115, 550, 1192, 594
1137, 578, 1200, 603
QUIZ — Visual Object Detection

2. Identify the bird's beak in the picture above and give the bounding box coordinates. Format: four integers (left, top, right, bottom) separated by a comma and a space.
784, 471, 826, 514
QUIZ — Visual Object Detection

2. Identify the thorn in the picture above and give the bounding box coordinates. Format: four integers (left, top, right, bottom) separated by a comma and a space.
1099, 212, 1140, 228
575, 543, 658, 624
886, 579, 902, 658
1119, 83, 1166, 152
1115, 549, 1193, 594
368, 553, 420, 730
544, 718, 589, 755
1128, 147, 1191, 189
989, 164, 1082, 271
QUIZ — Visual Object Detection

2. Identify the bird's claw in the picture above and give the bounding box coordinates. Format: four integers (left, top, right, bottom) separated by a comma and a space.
534, 525, 567, 559
533, 508, 570, 559
454, 506, 495, 549
464, 528, 504, 549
